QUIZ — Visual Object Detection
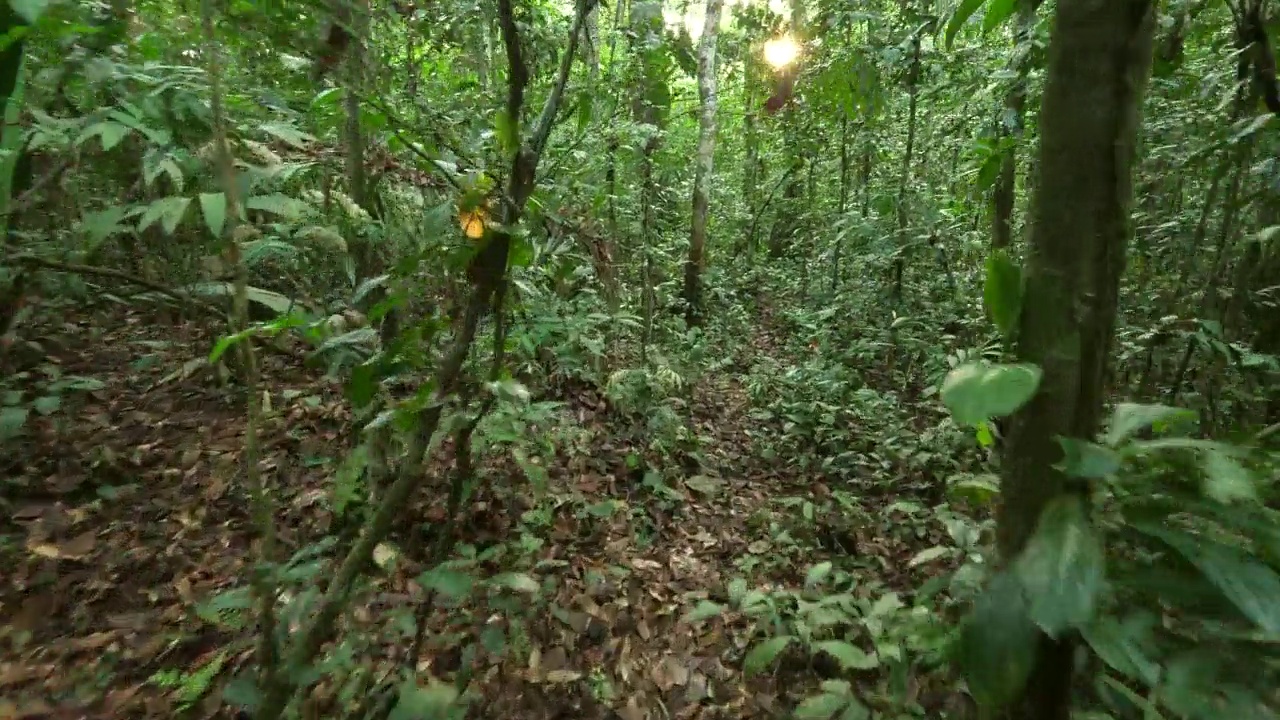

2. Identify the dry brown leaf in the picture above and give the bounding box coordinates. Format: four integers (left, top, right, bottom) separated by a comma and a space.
650, 657, 689, 691
543, 669, 583, 684
69, 632, 118, 651
60, 529, 97, 559
618, 697, 646, 720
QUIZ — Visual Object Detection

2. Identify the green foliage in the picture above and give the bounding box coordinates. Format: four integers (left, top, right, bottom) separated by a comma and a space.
940, 361, 1041, 426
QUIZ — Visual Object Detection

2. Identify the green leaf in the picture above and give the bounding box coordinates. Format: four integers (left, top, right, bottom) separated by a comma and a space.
417, 567, 476, 601
0, 405, 28, 441
819, 680, 852, 695
1202, 449, 1257, 504
242, 239, 300, 267
1013, 495, 1105, 636
490, 572, 541, 594
182, 282, 297, 317
793, 692, 848, 720
839, 701, 871, 720
908, 546, 951, 568
1134, 524, 1280, 633
956, 570, 1039, 711
805, 561, 834, 587
813, 640, 880, 670
981, 0, 1017, 34
245, 193, 312, 220
940, 362, 1042, 426
494, 109, 517, 156
743, 635, 793, 676
79, 206, 129, 248
944, 0, 987, 49
53, 376, 106, 392
9, 0, 48, 23
137, 196, 192, 235
948, 474, 1000, 505
684, 600, 724, 623
984, 249, 1022, 337
259, 121, 315, 149
1080, 614, 1160, 686
1104, 403, 1196, 446
1056, 438, 1121, 479
389, 678, 459, 720
76, 121, 132, 151
32, 395, 59, 416
209, 328, 255, 364
199, 192, 227, 238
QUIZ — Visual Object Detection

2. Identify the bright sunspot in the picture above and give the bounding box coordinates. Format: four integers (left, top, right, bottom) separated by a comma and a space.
763, 35, 800, 69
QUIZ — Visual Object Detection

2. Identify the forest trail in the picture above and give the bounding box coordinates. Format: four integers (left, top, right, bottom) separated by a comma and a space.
0, 304, 951, 720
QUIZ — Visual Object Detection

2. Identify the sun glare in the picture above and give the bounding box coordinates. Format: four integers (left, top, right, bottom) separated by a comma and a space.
763, 35, 800, 69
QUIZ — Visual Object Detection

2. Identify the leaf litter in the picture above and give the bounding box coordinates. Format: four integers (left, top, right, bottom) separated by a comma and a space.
0, 305, 960, 719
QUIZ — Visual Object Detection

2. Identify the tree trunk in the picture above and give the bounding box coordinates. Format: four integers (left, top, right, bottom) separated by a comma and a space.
991, 0, 1042, 250
891, 26, 920, 299
997, 2, 1156, 718
682, 0, 723, 326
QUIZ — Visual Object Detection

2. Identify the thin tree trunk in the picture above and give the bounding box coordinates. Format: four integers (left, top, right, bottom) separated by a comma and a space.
891, 27, 920, 299
682, 0, 724, 326
991, 0, 1042, 250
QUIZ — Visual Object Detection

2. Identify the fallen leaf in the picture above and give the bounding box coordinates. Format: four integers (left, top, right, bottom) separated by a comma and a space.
70, 632, 118, 651
543, 669, 583, 683
651, 657, 689, 691
618, 697, 646, 720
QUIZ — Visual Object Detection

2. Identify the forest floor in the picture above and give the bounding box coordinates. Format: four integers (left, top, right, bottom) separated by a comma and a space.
0, 304, 959, 720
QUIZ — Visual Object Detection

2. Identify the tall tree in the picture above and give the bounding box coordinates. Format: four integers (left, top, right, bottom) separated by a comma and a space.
995, 1, 1157, 718
682, 0, 724, 327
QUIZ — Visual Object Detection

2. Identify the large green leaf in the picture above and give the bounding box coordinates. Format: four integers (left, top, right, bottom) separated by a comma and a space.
1080, 613, 1160, 686
1056, 438, 1121, 479
76, 121, 132, 151
1201, 450, 1257, 504
137, 196, 192, 235
1134, 524, 1280, 633
793, 692, 848, 720
245, 193, 312, 220
981, 0, 1017, 34
416, 567, 476, 601
8, 0, 47, 23
0, 405, 28, 441
199, 192, 226, 238
984, 248, 1022, 337
956, 570, 1039, 711
389, 678, 458, 720
1013, 495, 1105, 636
183, 282, 296, 316
813, 640, 879, 670
940, 362, 1042, 426
743, 635, 793, 676
945, 0, 988, 49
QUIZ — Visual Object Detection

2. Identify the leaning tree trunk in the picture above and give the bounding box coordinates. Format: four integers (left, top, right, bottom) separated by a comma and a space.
997, 2, 1156, 719
682, 0, 723, 327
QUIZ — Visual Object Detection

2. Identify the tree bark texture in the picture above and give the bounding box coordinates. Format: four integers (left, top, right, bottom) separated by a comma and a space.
996, 1, 1156, 718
